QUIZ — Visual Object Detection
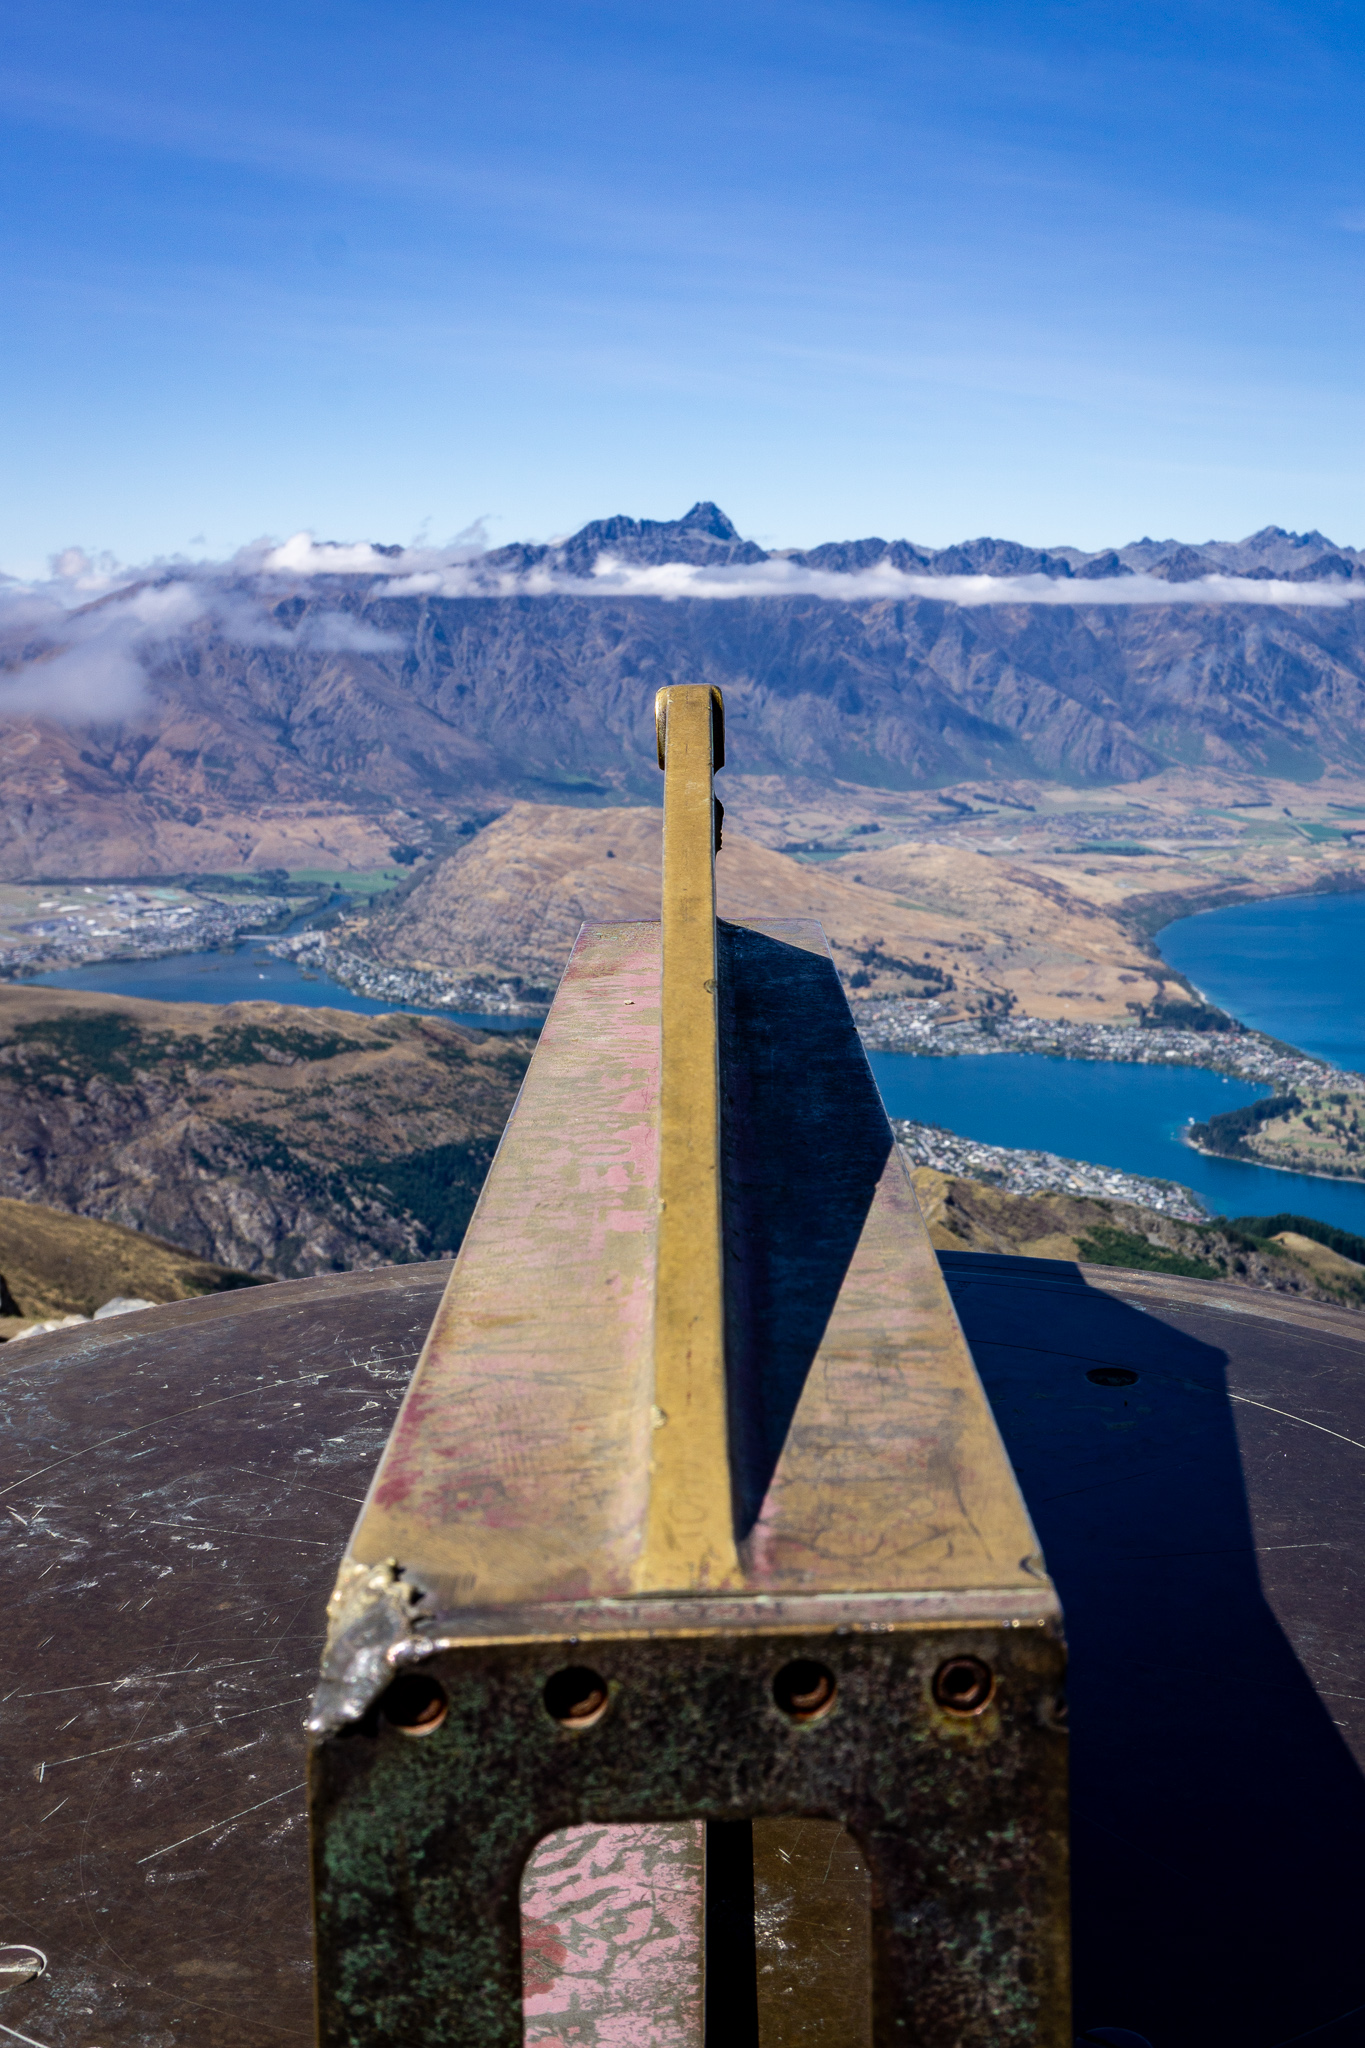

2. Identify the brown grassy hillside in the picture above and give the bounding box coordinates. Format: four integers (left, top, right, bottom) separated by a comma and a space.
0, 1197, 263, 1339
0, 985, 531, 1277
911, 1168, 1365, 1309
356, 800, 1153, 1017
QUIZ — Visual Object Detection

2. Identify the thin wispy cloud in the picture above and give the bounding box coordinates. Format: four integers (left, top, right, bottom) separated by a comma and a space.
254, 531, 1365, 608
0, 547, 391, 722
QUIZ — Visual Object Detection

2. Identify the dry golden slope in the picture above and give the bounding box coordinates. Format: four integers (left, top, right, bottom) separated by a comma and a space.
361, 803, 978, 1001
825, 840, 1165, 1018
0, 1197, 262, 1339
360, 802, 1163, 1019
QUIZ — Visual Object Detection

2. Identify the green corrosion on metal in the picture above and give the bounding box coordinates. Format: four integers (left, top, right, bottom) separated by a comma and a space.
310, 1625, 1068, 2047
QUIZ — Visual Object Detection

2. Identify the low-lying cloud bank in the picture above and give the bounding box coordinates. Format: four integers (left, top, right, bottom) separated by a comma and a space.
391, 555, 1365, 608
3, 525, 1364, 725
0, 545, 406, 721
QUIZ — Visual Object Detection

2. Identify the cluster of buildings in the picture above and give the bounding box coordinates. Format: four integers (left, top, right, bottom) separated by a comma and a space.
854, 997, 1360, 1099
273, 932, 543, 1017
0, 886, 291, 977
893, 1117, 1208, 1220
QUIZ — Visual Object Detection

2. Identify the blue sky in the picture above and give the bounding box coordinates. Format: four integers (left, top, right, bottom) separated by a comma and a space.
3, 0, 1364, 572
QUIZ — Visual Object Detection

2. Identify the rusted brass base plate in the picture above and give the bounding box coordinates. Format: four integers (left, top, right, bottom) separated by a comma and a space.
310, 1620, 1067, 2048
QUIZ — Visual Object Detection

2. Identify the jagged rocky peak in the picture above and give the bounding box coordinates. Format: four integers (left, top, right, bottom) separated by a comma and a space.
1147, 544, 1223, 583
1205, 526, 1345, 574
786, 537, 934, 573
483, 501, 768, 575
674, 501, 743, 539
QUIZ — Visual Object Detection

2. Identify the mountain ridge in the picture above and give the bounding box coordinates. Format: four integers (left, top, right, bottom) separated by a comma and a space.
6, 504, 1365, 880
469, 504, 1365, 584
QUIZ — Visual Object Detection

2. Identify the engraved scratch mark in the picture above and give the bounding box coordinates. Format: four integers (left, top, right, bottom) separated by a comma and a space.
1227, 1392, 1365, 1455
0, 1373, 330, 1500
145, 1520, 333, 1548
41, 1694, 308, 1771
224, 1464, 365, 1504
0, 2020, 57, 2047
136, 1779, 305, 1863
18, 1657, 271, 1699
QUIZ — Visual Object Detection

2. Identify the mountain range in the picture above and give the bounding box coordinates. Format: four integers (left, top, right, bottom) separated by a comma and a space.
481, 501, 1365, 585
4, 504, 1365, 878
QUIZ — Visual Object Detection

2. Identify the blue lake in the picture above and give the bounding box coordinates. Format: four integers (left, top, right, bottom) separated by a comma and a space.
26, 890, 1365, 1236
870, 888, 1365, 1233
1159, 889, 1365, 1075
28, 940, 540, 1034
865, 1049, 1365, 1236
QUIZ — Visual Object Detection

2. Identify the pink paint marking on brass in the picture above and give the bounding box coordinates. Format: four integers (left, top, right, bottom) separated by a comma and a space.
359, 922, 664, 1602
522, 1822, 704, 2048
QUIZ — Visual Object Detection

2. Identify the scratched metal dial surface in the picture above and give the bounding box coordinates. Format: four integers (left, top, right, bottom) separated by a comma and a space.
944, 1253, 1365, 2048
0, 1264, 450, 2048
5, 1252, 1365, 2048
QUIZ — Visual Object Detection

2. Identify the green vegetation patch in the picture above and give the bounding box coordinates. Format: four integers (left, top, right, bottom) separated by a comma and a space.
203, 1021, 369, 1067
1141, 993, 1241, 1033
1073, 842, 1157, 857
1075, 1224, 1221, 1279
845, 942, 955, 993
1292, 822, 1350, 843
4, 1014, 179, 1089
1230, 1212, 1365, 1266
2, 1012, 371, 1091
417, 1030, 537, 1076
204, 1123, 500, 1263
352, 1139, 501, 1257
1194, 1089, 1365, 1176
281, 868, 408, 895
209, 1119, 345, 1199
1189, 1092, 1300, 1156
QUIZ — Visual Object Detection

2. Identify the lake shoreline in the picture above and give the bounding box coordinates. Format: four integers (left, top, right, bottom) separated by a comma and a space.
852, 1000, 1348, 1096
896, 1118, 1208, 1218
1183, 1133, 1365, 1187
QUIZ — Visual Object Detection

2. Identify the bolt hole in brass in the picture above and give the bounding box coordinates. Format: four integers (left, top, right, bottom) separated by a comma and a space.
0, 1944, 47, 1992
932, 1656, 995, 1715
379, 1673, 449, 1736
773, 1658, 838, 1722
544, 1666, 610, 1728
1087, 1367, 1139, 1387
